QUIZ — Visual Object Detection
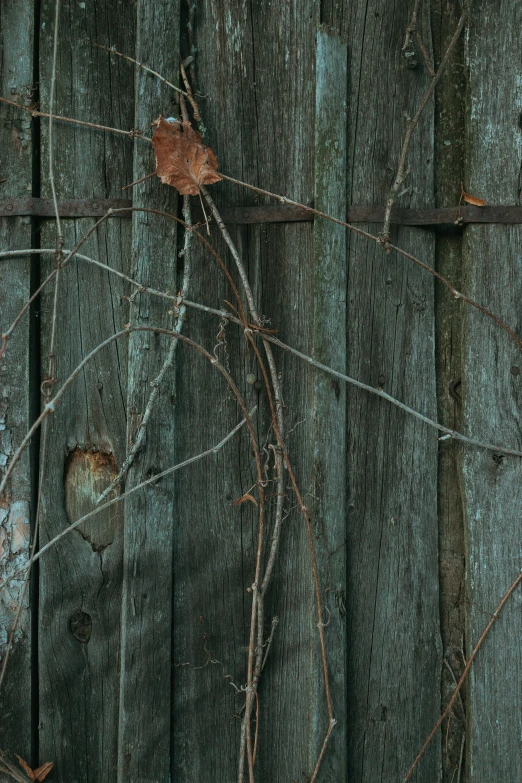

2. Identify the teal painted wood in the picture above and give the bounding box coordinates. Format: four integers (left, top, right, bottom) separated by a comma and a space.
117, 2, 179, 781
342, 0, 442, 779
312, 26, 348, 779
462, 3, 522, 779
0, 1, 34, 776
37, 1, 134, 779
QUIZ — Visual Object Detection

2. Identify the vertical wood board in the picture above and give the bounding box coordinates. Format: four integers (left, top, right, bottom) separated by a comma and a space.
38, 1, 134, 779
462, 4, 522, 778
344, 0, 441, 779
0, 1, 34, 775
118, 2, 179, 781
172, 1, 320, 780
312, 25, 348, 779
431, 2, 467, 777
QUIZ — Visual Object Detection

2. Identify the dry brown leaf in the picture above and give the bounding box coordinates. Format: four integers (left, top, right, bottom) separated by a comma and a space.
15, 756, 54, 782
232, 493, 258, 507
16, 756, 34, 779
461, 186, 487, 207
152, 116, 221, 195
33, 763, 54, 782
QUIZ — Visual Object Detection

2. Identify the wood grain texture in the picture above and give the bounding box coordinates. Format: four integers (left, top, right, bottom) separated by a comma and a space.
311, 26, 348, 778
0, 1, 34, 774
462, 3, 522, 779
117, 2, 179, 781
172, 1, 320, 780
342, 0, 442, 779
431, 2, 467, 777
37, 1, 134, 779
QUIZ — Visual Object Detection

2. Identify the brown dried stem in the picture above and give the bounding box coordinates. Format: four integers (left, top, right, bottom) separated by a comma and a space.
218, 171, 522, 354
0, 96, 150, 141
402, 0, 435, 76
199, 186, 288, 782
380, 0, 469, 248
97, 92, 195, 503
403, 569, 522, 781
4, 250, 522, 459
180, 59, 201, 121
199, 186, 334, 779
92, 41, 188, 96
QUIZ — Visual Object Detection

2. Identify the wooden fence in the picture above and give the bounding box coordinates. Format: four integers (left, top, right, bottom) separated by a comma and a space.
1, 0, 521, 780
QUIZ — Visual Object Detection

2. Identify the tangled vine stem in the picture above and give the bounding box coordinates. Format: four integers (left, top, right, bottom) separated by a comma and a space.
199, 185, 295, 783
3, 93, 522, 354
97, 91, 195, 504
3, 246, 522, 459
0, 323, 264, 696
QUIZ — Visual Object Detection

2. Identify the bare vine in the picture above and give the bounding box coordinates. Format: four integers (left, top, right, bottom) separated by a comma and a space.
1, 3, 521, 781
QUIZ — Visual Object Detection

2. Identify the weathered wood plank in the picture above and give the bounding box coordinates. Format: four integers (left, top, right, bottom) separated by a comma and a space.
172, 1, 319, 780
462, 4, 522, 779
342, 0, 442, 779
37, 1, 134, 779
117, 2, 179, 780
311, 26, 348, 778
0, 1, 34, 775
431, 1, 467, 777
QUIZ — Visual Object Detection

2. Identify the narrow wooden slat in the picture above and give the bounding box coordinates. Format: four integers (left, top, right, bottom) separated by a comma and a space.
431, 2, 467, 777
0, 1, 34, 775
462, 4, 522, 779
117, 3, 179, 780
311, 26, 348, 777
37, 2, 134, 779
342, 0, 441, 778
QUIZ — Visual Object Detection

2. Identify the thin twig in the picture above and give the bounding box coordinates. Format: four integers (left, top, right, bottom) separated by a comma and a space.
201, 186, 287, 783
380, 0, 469, 247
97, 203, 193, 502
0, 410, 255, 592
186, 1, 197, 89
35, 411, 254, 563
92, 41, 188, 96
180, 299, 522, 459
246, 333, 336, 783
0, 325, 263, 516
403, 569, 522, 781
97, 93, 195, 503
402, 0, 435, 75
416, 33, 436, 76
402, 0, 422, 49
3, 98, 519, 352
48, 0, 62, 243
443, 658, 466, 725
180, 59, 201, 121
4, 250, 522, 460
121, 170, 156, 190
1, 214, 114, 357
218, 172, 522, 354
0, 0, 64, 698
0, 96, 149, 141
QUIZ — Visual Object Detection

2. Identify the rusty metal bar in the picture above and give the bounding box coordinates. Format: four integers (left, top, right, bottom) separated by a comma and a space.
2, 198, 522, 225
0, 198, 132, 217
